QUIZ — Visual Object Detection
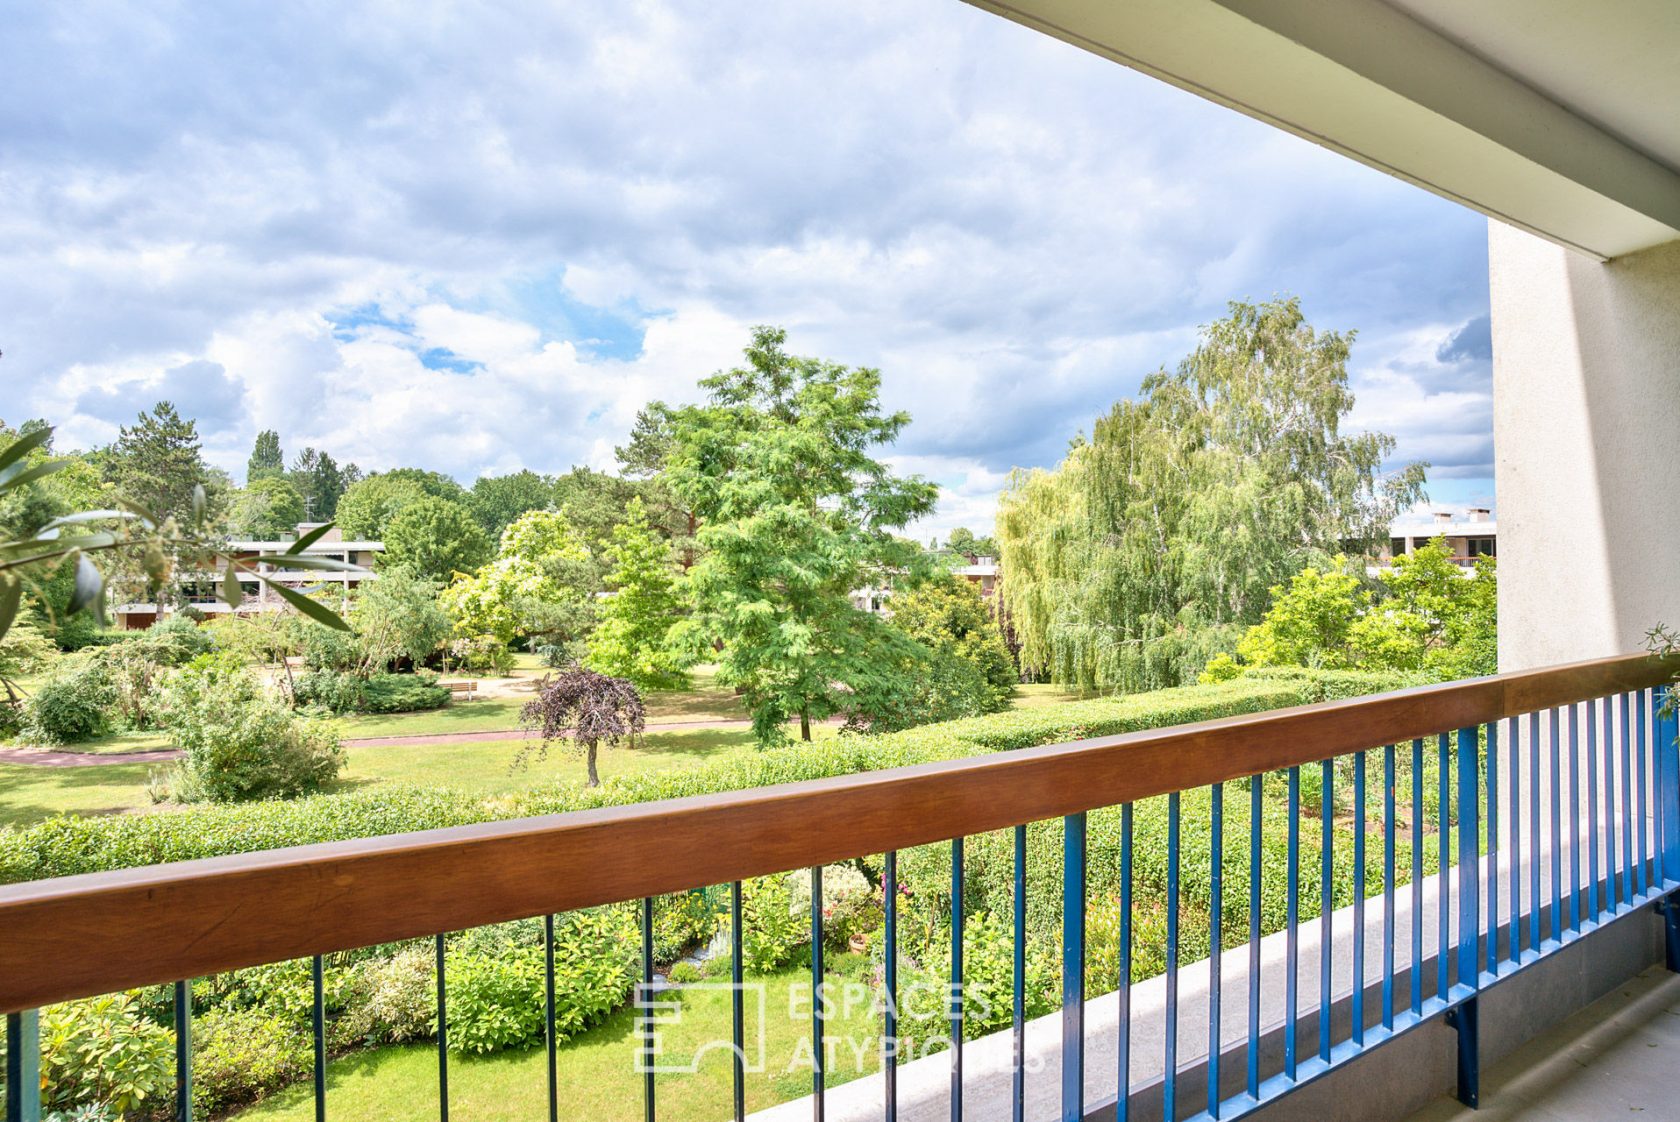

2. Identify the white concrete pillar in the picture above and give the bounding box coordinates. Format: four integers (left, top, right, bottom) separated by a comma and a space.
1490, 222, 1680, 671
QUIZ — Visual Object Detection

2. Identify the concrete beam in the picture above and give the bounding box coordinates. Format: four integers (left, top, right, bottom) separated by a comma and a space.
966, 0, 1680, 259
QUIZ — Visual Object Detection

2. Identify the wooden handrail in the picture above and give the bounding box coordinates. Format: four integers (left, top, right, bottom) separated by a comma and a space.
0, 651, 1671, 1013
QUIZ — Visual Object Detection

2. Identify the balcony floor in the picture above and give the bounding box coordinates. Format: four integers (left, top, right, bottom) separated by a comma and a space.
1405, 964, 1680, 1122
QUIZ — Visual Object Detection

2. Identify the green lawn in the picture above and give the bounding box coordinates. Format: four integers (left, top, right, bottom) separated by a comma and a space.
1009, 682, 1102, 708
330, 727, 767, 797
0, 761, 158, 829
238, 963, 886, 1122
0, 726, 777, 830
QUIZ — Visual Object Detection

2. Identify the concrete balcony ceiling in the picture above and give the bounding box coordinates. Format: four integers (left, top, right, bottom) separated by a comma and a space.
965, 0, 1680, 260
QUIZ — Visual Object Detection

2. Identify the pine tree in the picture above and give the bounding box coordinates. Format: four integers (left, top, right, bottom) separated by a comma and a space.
290, 448, 347, 521
105, 401, 208, 521
247, 430, 285, 482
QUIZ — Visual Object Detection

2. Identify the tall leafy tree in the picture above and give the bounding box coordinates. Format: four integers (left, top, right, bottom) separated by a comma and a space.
230, 476, 306, 540
247, 430, 285, 482
381, 497, 491, 583
663, 327, 938, 744
104, 401, 208, 522
585, 497, 690, 689
440, 509, 593, 645
289, 448, 348, 520
470, 469, 555, 539
335, 474, 429, 540
998, 298, 1426, 692
887, 574, 1016, 711
616, 404, 700, 569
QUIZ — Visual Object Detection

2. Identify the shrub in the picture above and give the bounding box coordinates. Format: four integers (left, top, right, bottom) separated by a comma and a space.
38, 993, 174, 1117
446, 633, 515, 676
667, 961, 702, 985
144, 616, 218, 663
361, 671, 450, 714
344, 945, 436, 1046
154, 658, 343, 802
740, 875, 805, 973
291, 669, 368, 713
190, 1005, 309, 1116
651, 888, 724, 964
20, 661, 115, 744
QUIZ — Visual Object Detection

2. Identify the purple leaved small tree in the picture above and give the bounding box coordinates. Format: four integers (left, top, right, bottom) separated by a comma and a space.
517, 666, 646, 787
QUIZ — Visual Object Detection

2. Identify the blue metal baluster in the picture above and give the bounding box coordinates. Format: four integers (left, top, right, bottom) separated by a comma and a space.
1062, 813, 1087, 1122
1012, 830, 1025, 1122
5, 1010, 42, 1122
1318, 759, 1333, 1063
643, 901, 655, 1122
436, 935, 449, 1122
1569, 705, 1582, 931
1621, 692, 1635, 905
1353, 751, 1366, 1047
1383, 746, 1396, 1031
1551, 709, 1564, 940
811, 869, 824, 1122
951, 839, 964, 1122
1285, 766, 1300, 1080
1411, 740, 1423, 1015
1657, 686, 1680, 889
1485, 721, 1498, 976
1508, 716, 1521, 965
1529, 712, 1541, 954
545, 917, 558, 1122
732, 885, 745, 1122
1437, 733, 1450, 1002
176, 979, 193, 1122
886, 854, 899, 1122
1456, 728, 1481, 996
1637, 692, 1650, 895
1208, 783, 1224, 1117
1165, 793, 1181, 1119
1601, 696, 1617, 910
6, 1009, 43, 1122
312, 955, 327, 1122
1587, 699, 1601, 920
1121, 804, 1134, 1122
1246, 780, 1261, 1100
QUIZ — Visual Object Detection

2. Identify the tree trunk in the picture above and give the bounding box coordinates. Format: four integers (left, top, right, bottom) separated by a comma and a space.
586, 743, 600, 787
800, 709, 811, 741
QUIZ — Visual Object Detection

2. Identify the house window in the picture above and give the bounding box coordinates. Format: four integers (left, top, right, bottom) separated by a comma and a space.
1467, 538, 1496, 558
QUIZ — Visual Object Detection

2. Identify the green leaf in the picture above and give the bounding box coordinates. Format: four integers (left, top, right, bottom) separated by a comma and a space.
67, 553, 104, 616
0, 575, 19, 643
265, 580, 352, 631
0, 459, 68, 492
222, 560, 244, 609
0, 426, 52, 474
115, 496, 161, 530
287, 522, 337, 554
191, 483, 207, 525
37, 510, 136, 532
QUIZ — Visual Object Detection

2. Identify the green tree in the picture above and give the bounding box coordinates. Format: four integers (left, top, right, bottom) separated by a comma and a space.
616, 404, 700, 569
887, 574, 1016, 710
440, 509, 593, 644
247, 430, 285, 482
230, 476, 306, 540
103, 401, 209, 522
382, 497, 491, 583
335, 475, 429, 540
998, 298, 1425, 692
348, 566, 453, 674
289, 448, 348, 521
470, 469, 555, 539
662, 327, 938, 744
1232, 561, 1370, 670
585, 498, 690, 689
944, 527, 997, 558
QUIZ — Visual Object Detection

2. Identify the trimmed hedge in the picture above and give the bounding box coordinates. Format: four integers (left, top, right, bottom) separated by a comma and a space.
0, 670, 1414, 886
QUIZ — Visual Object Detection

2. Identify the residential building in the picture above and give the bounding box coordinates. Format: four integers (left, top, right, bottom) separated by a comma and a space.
112, 523, 382, 629
1380, 508, 1497, 567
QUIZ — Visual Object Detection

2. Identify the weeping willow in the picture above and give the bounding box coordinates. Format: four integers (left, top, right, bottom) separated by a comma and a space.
998, 298, 1425, 692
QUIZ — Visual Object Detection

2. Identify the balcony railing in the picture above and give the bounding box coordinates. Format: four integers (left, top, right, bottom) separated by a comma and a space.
2, 653, 1678, 1121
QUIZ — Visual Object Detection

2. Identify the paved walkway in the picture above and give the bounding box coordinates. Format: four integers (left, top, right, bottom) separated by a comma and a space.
1405, 965, 1680, 1121
0, 717, 769, 767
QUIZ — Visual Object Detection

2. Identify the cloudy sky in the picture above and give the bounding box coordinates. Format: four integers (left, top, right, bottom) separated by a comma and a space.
2, 0, 1494, 540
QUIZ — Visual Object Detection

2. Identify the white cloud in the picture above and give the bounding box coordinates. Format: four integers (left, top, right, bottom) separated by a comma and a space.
0, 0, 1492, 529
